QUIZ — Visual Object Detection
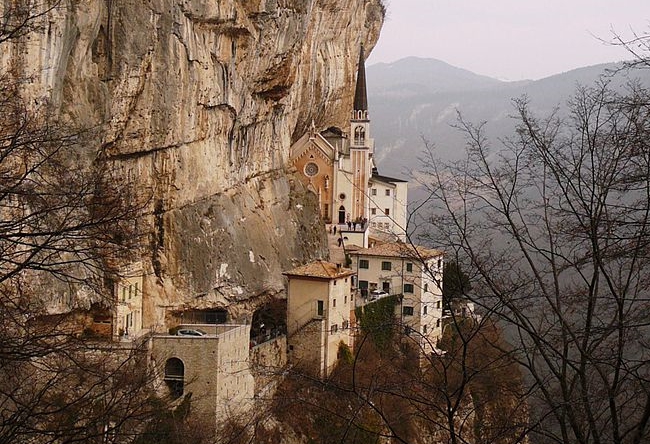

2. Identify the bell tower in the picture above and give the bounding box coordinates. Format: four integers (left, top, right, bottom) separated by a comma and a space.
349, 45, 374, 222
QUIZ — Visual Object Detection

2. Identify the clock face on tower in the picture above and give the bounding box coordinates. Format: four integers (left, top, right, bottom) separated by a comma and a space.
304, 162, 319, 177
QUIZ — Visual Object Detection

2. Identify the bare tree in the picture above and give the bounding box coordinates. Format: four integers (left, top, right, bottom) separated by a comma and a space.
416, 77, 650, 444
0, 4, 193, 443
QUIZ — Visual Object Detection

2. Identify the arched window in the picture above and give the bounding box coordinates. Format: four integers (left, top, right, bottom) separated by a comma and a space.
354, 126, 365, 145
338, 206, 346, 224
164, 357, 184, 398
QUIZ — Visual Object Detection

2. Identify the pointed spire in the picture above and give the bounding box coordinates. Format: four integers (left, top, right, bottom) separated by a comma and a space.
353, 45, 368, 112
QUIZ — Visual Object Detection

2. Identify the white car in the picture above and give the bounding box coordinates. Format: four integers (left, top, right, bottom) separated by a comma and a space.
176, 328, 206, 337
369, 289, 388, 301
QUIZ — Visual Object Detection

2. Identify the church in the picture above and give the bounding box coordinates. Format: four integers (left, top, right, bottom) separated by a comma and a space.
290, 47, 408, 247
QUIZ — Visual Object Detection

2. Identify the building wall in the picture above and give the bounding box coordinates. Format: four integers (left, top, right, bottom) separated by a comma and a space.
393, 182, 408, 239
289, 319, 326, 377
352, 253, 444, 352
287, 279, 329, 335
287, 274, 354, 378
325, 276, 354, 375
114, 262, 144, 340
291, 139, 335, 222
250, 335, 287, 396
335, 168, 355, 224
368, 181, 408, 240
150, 324, 254, 426
350, 149, 369, 221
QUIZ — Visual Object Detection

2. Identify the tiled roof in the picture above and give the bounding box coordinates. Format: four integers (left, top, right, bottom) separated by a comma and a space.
350, 242, 443, 261
284, 260, 356, 279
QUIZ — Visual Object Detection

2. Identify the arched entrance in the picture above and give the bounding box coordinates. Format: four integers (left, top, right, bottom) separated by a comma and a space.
338, 205, 346, 224
164, 357, 185, 398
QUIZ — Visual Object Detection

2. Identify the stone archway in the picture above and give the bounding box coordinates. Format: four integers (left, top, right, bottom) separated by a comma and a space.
164, 357, 184, 398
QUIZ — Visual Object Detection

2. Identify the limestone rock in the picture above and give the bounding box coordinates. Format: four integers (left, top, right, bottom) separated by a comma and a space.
1, 0, 383, 324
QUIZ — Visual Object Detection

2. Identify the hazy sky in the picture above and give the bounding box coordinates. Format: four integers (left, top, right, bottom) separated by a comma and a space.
367, 1, 650, 80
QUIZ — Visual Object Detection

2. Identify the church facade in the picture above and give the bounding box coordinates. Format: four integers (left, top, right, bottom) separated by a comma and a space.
290, 48, 408, 244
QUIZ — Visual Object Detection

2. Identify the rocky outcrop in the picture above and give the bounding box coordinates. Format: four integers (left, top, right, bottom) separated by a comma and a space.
2, 0, 383, 325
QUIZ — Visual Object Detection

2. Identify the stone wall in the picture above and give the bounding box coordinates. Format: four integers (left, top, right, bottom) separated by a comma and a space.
288, 318, 325, 377
250, 335, 287, 396
151, 324, 254, 425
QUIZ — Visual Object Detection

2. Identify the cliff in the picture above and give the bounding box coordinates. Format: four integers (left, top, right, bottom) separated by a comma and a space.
2, 0, 384, 324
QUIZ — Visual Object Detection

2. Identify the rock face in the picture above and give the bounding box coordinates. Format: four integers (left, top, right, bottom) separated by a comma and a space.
3, 0, 383, 325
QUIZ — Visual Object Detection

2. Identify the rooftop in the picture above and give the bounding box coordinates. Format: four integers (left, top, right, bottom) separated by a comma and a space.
284, 260, 356, 280
350, 242, 443, 260
371, 173, 408, 184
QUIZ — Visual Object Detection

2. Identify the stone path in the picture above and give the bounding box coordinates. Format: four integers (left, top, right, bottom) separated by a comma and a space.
326, 225, 346, 266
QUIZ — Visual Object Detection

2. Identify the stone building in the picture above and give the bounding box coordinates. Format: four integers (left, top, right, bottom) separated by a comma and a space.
290, 47, 408, 243
151, 324, 254, 427
349, 242, 444, 353
284, 260, 356, 379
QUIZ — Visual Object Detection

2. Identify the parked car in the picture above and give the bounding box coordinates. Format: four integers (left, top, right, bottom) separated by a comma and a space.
369, 289, 388, 301
176, 328, 206, 337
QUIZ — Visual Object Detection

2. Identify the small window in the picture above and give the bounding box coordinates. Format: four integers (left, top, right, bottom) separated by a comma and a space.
437, 258, 442, 269
342, 320, 349, 329
371, 188, 377, 196
385, 189, 391, 196
344, 295, 347, 304
403, 306, 414, 316
331, 324, 338, 334
384, 208, 390, 216
404, 283, 414, 293
381, 261, 391, 271
359, 259, 369, 269
134, 282, 139, 295
423, 325, 428, 334
436, 300, 441, 309
423, 305, 428, 315
333, 299, 336, 307
406, 263, 413, 272
436, 319, 441, 328
424, 283, 428, 292
371, 208, 377, 215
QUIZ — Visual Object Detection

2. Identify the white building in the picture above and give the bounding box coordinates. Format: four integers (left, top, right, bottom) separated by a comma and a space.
284, 260, 356, 379
114, 262, 144, 340
289, 46, 408, 244
368, 174, 408, 239
349, 242, 444, 353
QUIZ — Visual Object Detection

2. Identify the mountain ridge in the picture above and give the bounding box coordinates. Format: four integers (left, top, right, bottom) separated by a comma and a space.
366, 57, 649, 178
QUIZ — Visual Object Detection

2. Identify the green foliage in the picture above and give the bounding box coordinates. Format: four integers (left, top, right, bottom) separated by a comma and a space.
442, 260, 471, 304
355, 295, 398, 350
